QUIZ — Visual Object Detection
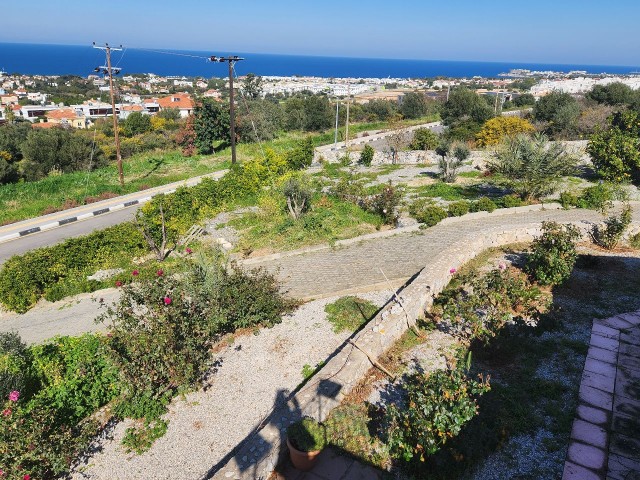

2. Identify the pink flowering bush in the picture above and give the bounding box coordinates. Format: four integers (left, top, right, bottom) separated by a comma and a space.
98, 252, 297, 447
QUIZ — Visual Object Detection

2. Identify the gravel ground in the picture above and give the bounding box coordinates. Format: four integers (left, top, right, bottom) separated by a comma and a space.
71, 290, 393, 480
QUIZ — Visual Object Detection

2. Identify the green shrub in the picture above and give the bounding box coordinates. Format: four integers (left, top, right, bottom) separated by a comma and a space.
324, 296, 379, 333
630, 232, 640, 249
0, 398, 96, 480
559, 191, 579, 209
0, 332, 32, 401
471, 196, 497, 213
525, 221, 581, 286
359, 144, 375, 166
100, 253, 296, 403
499, 194, 524, 208
384, 361, 490, 463
285, 138, 314, 170
287, 417, 326, 452
409, 199, 448, 227
435, 267, 549, 342
576, 183, 626, 212
590, 205, 632, 250
410, 128, 439, 150
447, 201, 470, 217
29, 334, 121, 424
363, 182, 402, 225
0, 222, 147, 313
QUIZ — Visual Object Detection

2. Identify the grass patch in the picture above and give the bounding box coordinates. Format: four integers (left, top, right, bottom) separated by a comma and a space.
0, 150, 229, 225
324, 296, 380, 333
408, 182, 484, 201
230, 195, 383, 255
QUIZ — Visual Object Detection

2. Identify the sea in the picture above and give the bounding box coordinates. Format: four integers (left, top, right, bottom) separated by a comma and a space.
0, 42, 638, 79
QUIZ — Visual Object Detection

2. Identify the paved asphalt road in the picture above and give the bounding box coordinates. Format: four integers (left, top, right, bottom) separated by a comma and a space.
0, 206, 138, 265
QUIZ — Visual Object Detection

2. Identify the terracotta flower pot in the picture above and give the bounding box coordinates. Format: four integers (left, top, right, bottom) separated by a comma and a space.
286, 437, 322, 472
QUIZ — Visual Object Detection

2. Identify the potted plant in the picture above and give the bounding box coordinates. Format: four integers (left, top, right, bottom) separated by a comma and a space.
286, 417, 326, 471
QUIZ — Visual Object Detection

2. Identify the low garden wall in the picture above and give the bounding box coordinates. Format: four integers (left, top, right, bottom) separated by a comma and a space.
212, 209, 635, 480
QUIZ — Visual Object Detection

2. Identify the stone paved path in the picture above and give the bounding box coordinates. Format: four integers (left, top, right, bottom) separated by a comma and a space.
563, 311, 640, 480
245, 206, 638, 300
2, 204, 639, 343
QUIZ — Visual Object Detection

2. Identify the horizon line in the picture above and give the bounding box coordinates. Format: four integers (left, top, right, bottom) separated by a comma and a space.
0, 41, 637, 70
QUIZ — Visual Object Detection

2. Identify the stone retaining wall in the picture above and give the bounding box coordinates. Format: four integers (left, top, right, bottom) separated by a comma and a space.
211, 215, 628, 480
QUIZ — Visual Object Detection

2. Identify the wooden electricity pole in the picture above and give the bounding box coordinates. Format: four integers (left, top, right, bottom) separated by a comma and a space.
93, 42, 124, 186
210, 55, 245, 164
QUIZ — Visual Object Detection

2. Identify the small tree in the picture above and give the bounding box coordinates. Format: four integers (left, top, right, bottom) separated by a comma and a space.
436, 140, 470, 183
400, 91, 429, 119
359, 144, 375, 166
282, 174, 313, 220
590, 204, 632, 250
475, 116, 535, 147
193, 99, 230, 154
488, 133, 577, 201
525, 221, 581, 286
121, 112, 152, 137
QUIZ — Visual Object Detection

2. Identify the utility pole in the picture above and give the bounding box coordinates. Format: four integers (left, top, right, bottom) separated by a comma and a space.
93, 42, 124, 186
210, 55, 245, 164
334, 99, 340, 148
345, 83, 351, 153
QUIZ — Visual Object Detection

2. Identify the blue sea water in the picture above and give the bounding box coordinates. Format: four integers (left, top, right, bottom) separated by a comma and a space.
0, 42, 637, 79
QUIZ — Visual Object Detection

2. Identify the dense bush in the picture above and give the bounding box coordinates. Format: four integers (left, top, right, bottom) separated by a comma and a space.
525, 221, 581, 286
363, 182, 402, 225
285, 138, 314, 170
471, 196, 498, 213
384, 361, 490, 464
590, 205, 632, 250
447, 201, 470, 217
475, 116, 535, 147
21, 127, 107, 180
0, 332, 31, 400
359, 144, 375, 166
100, 253, 297, 402
588, 110, 640, 183
409, 199, 448, 227
0, 333, 119, 480
0, 222, 147, 313
410, 128, 439, 150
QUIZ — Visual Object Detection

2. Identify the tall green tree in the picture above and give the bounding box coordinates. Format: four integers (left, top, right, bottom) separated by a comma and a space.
121, 112, 152, 137
440, 87, 494, 126
532, 91, 580, 137
21, 128, 105, 180
302, 95, 333, 131
400, 92, 429, 119
587, 82, 636, 106
193, 99, 230, 154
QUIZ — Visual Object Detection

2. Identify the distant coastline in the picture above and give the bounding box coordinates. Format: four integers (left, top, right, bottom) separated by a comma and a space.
0, 42, 637, 79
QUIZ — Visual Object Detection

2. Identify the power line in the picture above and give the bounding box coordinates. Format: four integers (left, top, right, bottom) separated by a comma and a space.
129, 46, 210, 61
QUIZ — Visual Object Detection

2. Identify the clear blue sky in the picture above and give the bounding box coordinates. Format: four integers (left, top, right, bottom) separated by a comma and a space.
3, 0, 639, 66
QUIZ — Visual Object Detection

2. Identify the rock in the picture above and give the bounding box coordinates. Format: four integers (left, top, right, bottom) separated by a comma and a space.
87, 268, 124, 282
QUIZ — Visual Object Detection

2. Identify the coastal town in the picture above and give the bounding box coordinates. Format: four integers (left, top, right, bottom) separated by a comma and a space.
2, 68, 640, 127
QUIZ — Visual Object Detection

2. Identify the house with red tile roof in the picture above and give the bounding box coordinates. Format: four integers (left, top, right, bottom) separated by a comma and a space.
156, 93, 194, 117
